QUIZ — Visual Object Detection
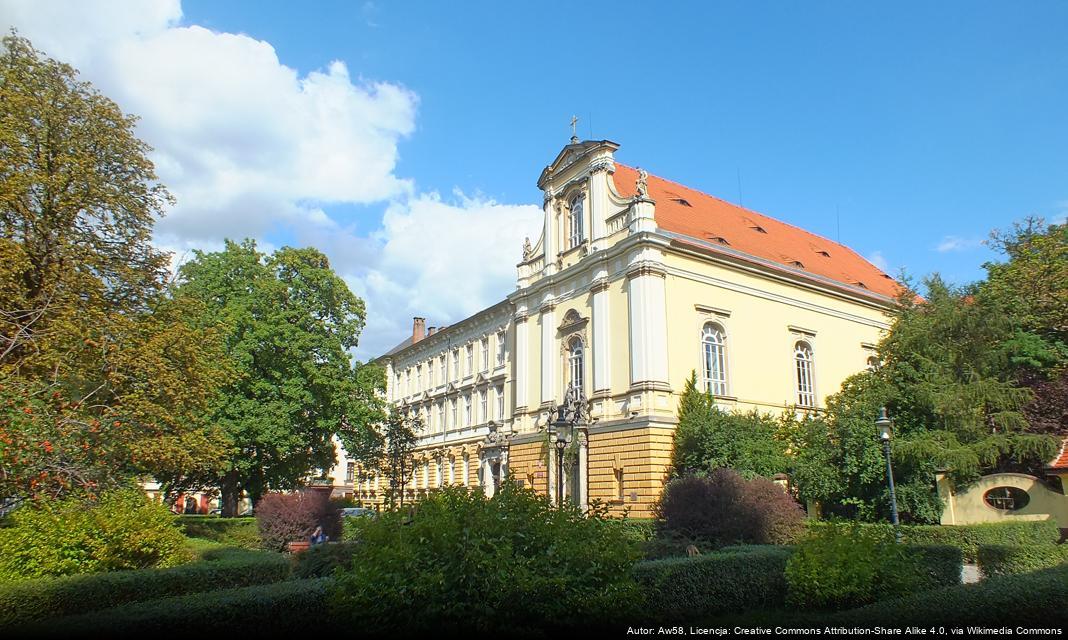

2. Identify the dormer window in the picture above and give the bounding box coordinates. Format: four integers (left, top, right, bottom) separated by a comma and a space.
568, 194, 585, 249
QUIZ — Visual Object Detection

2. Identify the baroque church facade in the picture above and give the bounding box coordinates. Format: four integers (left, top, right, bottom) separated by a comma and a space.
332, 137, 898, 517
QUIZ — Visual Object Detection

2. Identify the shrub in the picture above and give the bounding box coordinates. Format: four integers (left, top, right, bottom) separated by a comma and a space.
633, 547, 793, 618
175, 515, 260, 549
785, 524, 962, 610
292, 541, 361, 579
255, 491, 340, 552
656, 470, 805, 546
805, 519, 1060, 562
30, 578, 332, 635
0, 551, 289, 627
0, 489, 185, 581
977, 543, 1068, 577
328, 482, 642, 633
829, 564, 1068, 627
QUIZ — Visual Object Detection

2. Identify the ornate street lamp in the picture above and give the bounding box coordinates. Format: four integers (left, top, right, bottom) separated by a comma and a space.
549, 384, 586, 506
876, 407, 902, 543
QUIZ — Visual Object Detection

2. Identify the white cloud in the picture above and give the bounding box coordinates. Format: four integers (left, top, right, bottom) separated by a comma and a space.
353, 192, 542, 358
2, 0, 541, 359
867, 251, 890, 272
936, 235, 982, 253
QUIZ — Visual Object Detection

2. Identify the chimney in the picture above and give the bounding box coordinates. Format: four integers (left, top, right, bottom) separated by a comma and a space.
412, 317, 426, 343
427, 326, 437, 336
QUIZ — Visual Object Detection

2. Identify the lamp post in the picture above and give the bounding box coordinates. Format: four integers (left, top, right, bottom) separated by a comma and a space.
549, 384, 586, 506
876, 407, 902, 543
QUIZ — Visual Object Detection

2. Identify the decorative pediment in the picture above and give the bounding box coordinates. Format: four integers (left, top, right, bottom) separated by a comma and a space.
537, 139, 620, 189
557, 309, 589, 335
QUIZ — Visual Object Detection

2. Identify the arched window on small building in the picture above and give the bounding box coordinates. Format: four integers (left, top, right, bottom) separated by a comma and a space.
794, 341, 816, 407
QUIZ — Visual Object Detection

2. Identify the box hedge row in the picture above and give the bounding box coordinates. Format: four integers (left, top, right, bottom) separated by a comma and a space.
31, 577, 333, 636
829, 564, 1068, 627
173, 516, 261, 549
977, 543, 1068, 577
805, 519, 1060, 562
633, 546, 794, 618
0, 550, 289, 628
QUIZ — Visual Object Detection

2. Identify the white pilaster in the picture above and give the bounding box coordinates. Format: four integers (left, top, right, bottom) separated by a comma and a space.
591, 273, 611, 392
542, 191, 557, 277
540, 302, 556, 405
627, 259, 669, 387
514, 311, 529, 410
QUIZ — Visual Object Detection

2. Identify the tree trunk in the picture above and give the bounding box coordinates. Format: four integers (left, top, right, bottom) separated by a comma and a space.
220, 470, 240, 518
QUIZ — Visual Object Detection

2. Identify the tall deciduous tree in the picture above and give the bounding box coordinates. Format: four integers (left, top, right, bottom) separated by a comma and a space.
176, 240, 379, 515
0, 33, 230, 501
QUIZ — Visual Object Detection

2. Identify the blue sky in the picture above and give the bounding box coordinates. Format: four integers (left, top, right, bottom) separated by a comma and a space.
5, 1, 1067, 357
183, 0, 1068, 278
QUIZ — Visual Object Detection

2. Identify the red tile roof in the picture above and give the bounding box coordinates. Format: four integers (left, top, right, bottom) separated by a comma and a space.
612, 164, 901, 299
1049, 439, 1068, 470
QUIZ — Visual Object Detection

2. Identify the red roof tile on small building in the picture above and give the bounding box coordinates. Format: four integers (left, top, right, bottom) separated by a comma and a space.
1049, 438, 1068, 471
612, 164, 901, 299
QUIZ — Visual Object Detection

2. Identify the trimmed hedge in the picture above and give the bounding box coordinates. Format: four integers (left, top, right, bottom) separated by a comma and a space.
977, 543, 1068, 577
174, 515, 260, 549
634, 546, 793, 618
0, 550, 289, 628
31, 578, 332, 635
913, 544, 964, 587
830, 564, 1068, 626
291, 541, 361, 579
806, 519, 1060, 561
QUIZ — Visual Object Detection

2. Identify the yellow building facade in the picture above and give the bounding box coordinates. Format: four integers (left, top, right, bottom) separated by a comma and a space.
339, 138, 898, 517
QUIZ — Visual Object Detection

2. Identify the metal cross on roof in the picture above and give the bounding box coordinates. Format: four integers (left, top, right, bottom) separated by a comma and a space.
570, 115, 578, 140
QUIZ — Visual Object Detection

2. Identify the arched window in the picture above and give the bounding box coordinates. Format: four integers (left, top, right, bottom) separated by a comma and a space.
568, 337, 585, 392
568, 195, 584, 248
794, 341, 816, 407
701, 323, 728, 396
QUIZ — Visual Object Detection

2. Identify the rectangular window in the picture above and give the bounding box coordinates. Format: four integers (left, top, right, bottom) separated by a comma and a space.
452, 350, 460, 379
464, 394, 472, 426
462, 457, 469, 486
435, 461, 442, 488
615, 467, 624, 502
422, 461, 429, 490
427, 362, 433, 388
496, 385, 504, 420
439, 356, 446, 384
447, 458, 454, 485
465, 344, 473, 375
416, 365, 423, 392
479, 390, 488, 423
346, 462, 355, 483
496, 331, 506, 367
481, 337, 489, 372
450, 399, 457, 428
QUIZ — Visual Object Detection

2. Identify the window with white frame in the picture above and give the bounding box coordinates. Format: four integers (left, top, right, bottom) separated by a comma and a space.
481, 337, 489, 372
568, 194, 584, 248
701, 323, 729, 396
450, 399, 457, 428
465, 344, 473, 375
496, 385, 505, 420
568, 337, 585, 392
345, 462, 354, 483
427, 361, 434, 388
422, 461, 429, 489
462, 456, 469, 486
435, 460, 442, 487
464, 394, 472, 426
496, 330, 506, 367
479, 389, 488, 423
416, 364, 423, 392
436, 402, 443, 432
447, 458, 455, 485
439, 355, 446, 384
794, 341, 816, 407
452, 349, 459, 379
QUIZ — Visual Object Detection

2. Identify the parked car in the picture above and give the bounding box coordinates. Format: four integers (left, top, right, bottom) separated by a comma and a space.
340, 507, 375, 518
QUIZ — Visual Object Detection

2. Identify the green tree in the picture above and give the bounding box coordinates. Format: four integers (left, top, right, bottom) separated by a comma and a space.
671, 371, 789, 479
176, 240, 377, 515
0, 33, 230, 501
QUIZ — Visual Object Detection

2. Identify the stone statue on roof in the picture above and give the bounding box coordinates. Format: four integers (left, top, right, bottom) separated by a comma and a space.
522, 236, 532, 261
636, 168, 649, 199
